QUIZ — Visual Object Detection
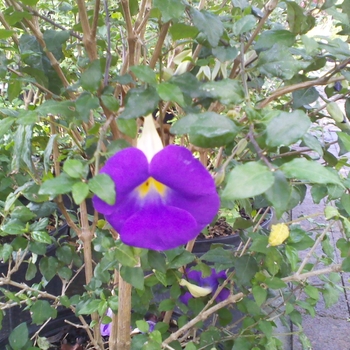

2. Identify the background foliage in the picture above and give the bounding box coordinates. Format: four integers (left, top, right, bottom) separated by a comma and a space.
1, 0, 350, 349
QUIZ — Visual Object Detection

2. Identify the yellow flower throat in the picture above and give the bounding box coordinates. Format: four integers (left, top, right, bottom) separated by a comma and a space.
138, 177, 166, 197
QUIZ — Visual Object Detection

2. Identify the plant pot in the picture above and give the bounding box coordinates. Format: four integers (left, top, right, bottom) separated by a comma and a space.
193, 208, 275, 256
0, 223, 70, 344
0, 308, 88, 349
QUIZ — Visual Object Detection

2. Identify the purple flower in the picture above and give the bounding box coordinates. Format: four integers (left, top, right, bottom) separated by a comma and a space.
100, 308, 113, 336
180, 268, 229, 304
92, 117, 219, 251
100, 309, 157, 337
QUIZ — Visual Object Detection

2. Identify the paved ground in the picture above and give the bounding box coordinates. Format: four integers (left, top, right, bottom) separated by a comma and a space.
282, 126, 350, 349
287, 191, 350, 350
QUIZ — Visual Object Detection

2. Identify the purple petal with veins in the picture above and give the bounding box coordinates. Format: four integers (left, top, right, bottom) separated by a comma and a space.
93, 145, 219, 251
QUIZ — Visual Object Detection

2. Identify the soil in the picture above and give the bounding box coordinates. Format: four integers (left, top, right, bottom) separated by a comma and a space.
197, 217, 237, 240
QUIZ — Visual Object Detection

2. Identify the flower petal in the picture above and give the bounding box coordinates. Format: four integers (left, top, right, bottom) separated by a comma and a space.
179, 279, 212, 297
166, 190, 220, 229
137, 115, 163, 162
93, 148, 149, 215
150, 145, 217, 197
116, 205, 198, 250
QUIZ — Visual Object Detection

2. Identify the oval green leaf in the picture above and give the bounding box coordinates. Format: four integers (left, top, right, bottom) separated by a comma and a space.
222, 162, 275, 200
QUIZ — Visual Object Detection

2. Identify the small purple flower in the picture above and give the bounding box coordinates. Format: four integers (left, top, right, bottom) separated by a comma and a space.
100, 308, 113, 336
93, 118, 219, 251
180, 268, 229, 304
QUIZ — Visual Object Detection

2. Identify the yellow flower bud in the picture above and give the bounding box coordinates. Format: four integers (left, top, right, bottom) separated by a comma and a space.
268, 223, 289, 246
179, 279, 212, 298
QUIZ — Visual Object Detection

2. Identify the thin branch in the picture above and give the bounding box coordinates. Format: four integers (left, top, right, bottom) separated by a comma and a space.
0, 11, 19, 45
162, 263, 343, 346
77, 0, 98, 60
121, 0, 137, 68
229, 0, 279, 79
91, 0, 101, 42
248, 124, 275, 170
149, 22, 171, 69
296, 221, 334, 275
18, 4, 83, 40
258, 76, 344, 109
103, 0, 112, 86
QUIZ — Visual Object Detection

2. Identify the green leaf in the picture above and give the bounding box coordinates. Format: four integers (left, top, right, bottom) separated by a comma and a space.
200, 79, 245, 105
89, 173, 116, 205
169, 23, 199, 40
63, 159, 86, 179
39, 173, 78, 196
130, 65, 157, 85
76, 299, 100, 315
200, 247, 234, 266
56, 246, 73, 264
255, 30, 295, 52
266, 110, 310, 147
280, 158, 342, 186
0, 29, 14, 39
190, 8, 224, 47
101, 94, 120, 112
252, 285, 267, 307
32, 231, 52, 244
136, 320, 150, 333
75, 93, 100, 122
337, 131, 350, 155
72, 182, 90, 205
148, 250, 167, 273
285, 245, 299, 271
305, 285, 319, 300
232, 15, 256, 35
154, 0, 186, 22
43, 30, 70, 61
8, 73, 22, 102
9, 323, 29, 349
39, 256, 58, 281
116, 118, 137, 138
120, 86, 160, 119
114, 242, 138, 267
302, 133, 323, 156
121, 266, 144, 290
171, 112, 238, 148
44, 134, 57, 173
222, 162, 275, 200
0, 117, 15, 139
286, 1, 316, 35
36, 100, 76, 119
31, 300, 57, 325
212, 46, 238, 62
234, 255, 258, 286
322, 283, 340, 308
257, 44, 309, 80
157, 82, 185, 106
292, 87, 319, 109
264, 170, 292, 219
80, 60, 102, 92
159, 299, 176, 311
342, 256, 350, 272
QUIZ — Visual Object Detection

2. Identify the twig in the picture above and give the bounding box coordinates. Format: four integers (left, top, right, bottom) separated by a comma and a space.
248, 124, 275, 170
162, 263, 343, 346
296, 221, 334, 275
77, 0, 98, 61
17, 3, 83, 40
229, 0, 279, 79
258, 76, 344, 109
149, 22, 171, 69
103, 0, 112, 86
121, 0, 137, 68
